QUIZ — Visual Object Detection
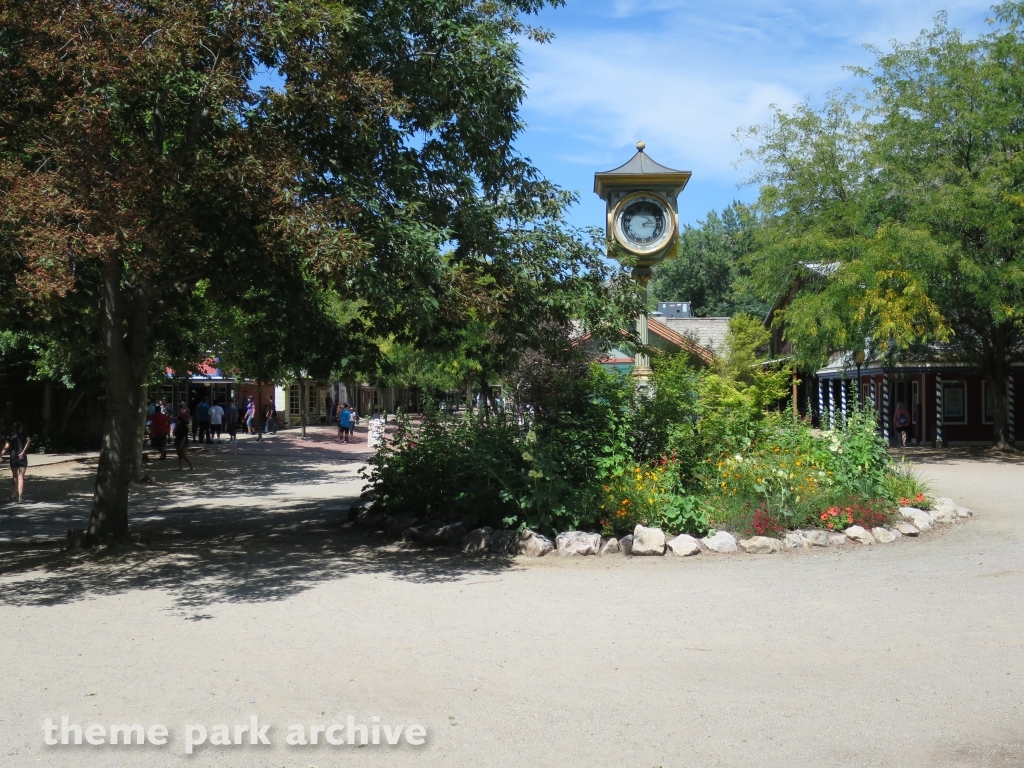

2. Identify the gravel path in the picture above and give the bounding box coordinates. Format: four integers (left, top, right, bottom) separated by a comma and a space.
0, 443, 1022, 767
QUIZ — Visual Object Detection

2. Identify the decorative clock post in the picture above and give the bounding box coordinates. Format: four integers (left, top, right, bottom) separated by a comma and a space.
594, 142, 691, 383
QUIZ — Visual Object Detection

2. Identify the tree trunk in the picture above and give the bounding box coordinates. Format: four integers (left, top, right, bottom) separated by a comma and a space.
982, 327, 1013, 450
987, 371, 1011, 449
88, 258, 150, 541
58, 389, 86, 438
41, 381, 53, 444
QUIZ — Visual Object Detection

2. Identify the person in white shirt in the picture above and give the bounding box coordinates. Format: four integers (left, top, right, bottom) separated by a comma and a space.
208, 403, 225, 443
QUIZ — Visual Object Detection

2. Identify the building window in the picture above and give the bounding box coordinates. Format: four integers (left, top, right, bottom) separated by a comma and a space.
289, 384, 300, 416
942, 381, 967, 425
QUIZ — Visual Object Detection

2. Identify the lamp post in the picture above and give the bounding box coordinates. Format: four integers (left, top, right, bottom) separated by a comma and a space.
853, 350, 865, 407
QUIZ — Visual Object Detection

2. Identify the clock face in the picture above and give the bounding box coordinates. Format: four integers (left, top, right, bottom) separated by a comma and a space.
614, 195, 671, 252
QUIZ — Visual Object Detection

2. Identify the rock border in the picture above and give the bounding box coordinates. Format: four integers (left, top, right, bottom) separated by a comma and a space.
350, 500, 972, 559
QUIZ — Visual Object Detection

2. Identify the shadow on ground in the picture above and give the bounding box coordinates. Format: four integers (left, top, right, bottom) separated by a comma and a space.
0, 445, 516, 613
889, 446, 1024, 465
0, 511, 515, 613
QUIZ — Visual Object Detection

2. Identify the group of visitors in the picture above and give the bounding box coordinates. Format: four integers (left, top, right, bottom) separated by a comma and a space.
324, 393, 357, 443
336, 402, 355, 443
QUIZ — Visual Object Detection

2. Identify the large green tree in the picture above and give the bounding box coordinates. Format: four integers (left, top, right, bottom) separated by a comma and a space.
0, 0, 572, 539
648, 203, 767, 318
741, 6, 1024, 447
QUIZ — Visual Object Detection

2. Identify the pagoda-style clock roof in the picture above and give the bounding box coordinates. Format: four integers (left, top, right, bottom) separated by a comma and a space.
594, 142, 692, 200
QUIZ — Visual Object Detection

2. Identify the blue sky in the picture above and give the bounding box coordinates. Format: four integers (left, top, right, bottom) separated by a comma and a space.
515, 0, 995, 231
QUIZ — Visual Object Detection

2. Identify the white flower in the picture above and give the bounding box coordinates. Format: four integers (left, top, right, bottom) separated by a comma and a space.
522, 451, 534, 462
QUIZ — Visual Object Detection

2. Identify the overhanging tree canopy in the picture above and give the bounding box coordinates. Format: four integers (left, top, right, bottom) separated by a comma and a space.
740, 5, 1024, 447
0, 0, 583, 538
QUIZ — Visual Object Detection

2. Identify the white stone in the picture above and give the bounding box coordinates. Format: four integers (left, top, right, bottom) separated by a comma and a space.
599, 537, 620, 555
872, 527, 896, 543
894, 521, 919, 537
631, 525, 667, 556
900, 507, 934, 531
829, 533, 848, 546
932, 497, 959, 514
667, 534, 701, 556
619, 535, 634, 555
784, 531, 807, 549
801, 529, 830, 547
957, 506, 972, 518
518, 530, 554, 557
929, 506, 957, 524
844, 525, 875, 544
702, 530, 737, 553
739, 536, 782, 554
555, 531, 601, 556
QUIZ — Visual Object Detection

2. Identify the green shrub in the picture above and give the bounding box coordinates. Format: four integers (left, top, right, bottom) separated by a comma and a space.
364, 412, 527, 530
598, 458, 708, 537
704, 404, 895, 534
882, 458, 933, 509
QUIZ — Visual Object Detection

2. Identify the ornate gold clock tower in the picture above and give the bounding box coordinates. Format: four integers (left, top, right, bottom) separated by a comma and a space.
594, 142, 691, 382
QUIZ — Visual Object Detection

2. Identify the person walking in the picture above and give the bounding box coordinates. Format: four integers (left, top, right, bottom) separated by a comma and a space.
893, 402, 911, 447
2, 422, 30, 502
264, 397, 277, 435
150, 404, 171, 460
174, 406, 193, 471
196, 397, 211, 444
226, 398, 239, 443
209, 401, 225, 443
245, 396, 256, 434
325, 392, 335, 425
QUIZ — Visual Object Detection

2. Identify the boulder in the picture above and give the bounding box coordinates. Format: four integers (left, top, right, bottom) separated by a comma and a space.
739, 536, 782, 554
631, 525, 667, 556
599, 537, 620, 555
414, 521, 465, 546
461, 527, 494, 554
894, 522, 919, 537
784, 531, 807, 549
929, 506, 958, 524
844, 525, 875, 544
900, 507, 934, 530
702, 530, 737, 553
829, 533, 848, 546
957, 506, 972, 518
619, 535, 634, 556
667, 534, 701, 556
489, 530, 519, 555
386, 515, 419, 538
802, 529, 830, 547
932, 497, 959, 515
517, 530, 554, 557
356, 509, 387, 529
871, 527, 896, 543
556, 531, 602, 556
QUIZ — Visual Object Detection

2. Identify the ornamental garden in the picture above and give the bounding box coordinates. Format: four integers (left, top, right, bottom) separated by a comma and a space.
360, 317, 963, 556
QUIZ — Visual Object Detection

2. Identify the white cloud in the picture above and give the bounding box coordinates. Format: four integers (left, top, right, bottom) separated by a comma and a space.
520, 0, 993, 182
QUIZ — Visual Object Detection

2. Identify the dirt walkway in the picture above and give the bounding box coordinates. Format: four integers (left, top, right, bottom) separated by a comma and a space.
0, 447, 1022, 767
